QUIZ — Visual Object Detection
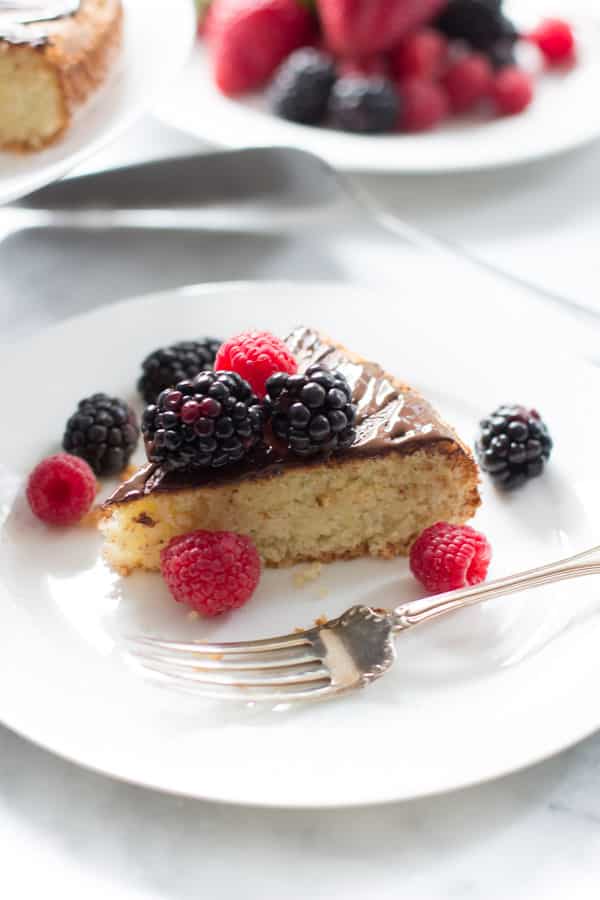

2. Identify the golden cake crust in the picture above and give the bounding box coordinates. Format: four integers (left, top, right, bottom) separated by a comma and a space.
0, 0, 122, 151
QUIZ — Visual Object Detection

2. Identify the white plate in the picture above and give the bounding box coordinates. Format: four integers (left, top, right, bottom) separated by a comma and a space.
155, 2, 600, 173
1, 281, 600, 809
0, 0, 195, 205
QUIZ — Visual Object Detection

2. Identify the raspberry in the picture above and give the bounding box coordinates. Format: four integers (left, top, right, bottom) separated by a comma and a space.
529, 18, 575, 65
160, 530, 261, 615
410, 522, 491, 594
442, 53, 493, 112
398, 77, 449, 132
492, 67, 534, 116
214, 331, 297, 398
26, 453, 97, 526
389, 28, 448, 81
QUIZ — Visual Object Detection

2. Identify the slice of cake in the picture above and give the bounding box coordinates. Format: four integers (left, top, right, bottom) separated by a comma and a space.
101, 327, 480, 573
0, 0, 122, 152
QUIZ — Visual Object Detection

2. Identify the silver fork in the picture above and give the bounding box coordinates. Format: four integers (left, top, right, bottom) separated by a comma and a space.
126, 544, 600, 704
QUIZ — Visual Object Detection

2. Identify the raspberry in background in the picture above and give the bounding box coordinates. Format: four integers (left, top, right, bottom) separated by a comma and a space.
161, 530, 261, 615
389, 28, 448, 81
214, 330, 298, 398
398, 77, 449, 132
492, 66, 533, 116
442, 53, 493, 113
410, 522, 492, 594
26, 453, 97, 526
206, 0, 315, 96
529, 18, 575, 65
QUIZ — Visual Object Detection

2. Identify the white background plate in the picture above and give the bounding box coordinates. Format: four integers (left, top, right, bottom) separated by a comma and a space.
1, 281, 600, 808
156, 1, 600, 173
0, 0, 195, 205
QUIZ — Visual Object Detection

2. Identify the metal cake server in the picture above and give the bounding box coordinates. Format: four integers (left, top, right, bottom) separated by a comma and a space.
127, 544, 600, 704
9, 146, 600, 328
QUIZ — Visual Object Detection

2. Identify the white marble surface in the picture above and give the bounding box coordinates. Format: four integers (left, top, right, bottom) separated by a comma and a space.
4, 116, 600, 898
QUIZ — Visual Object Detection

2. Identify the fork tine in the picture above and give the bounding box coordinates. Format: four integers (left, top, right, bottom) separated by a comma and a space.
129, 646, 321, 671
133, 656, 330, 689
126, 630, 313, 656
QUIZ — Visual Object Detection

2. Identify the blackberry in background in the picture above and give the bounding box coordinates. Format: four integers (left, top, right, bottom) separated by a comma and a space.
328, 77, 399, 134
269, 48, 336, 125
138, 338, 222, 404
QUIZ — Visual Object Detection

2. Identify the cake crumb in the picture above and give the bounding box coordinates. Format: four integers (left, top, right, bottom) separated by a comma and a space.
314, 614, 328, 626
80, 504, 104, 527
293, 562, 323, 588
187, 610, 199, 621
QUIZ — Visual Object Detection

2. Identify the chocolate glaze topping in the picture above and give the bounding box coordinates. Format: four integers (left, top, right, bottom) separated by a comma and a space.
107, 327, 458, 506
0, 1, 80, 46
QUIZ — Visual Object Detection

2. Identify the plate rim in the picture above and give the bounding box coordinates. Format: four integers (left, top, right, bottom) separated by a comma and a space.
0, 0, 196, 205
3, 279, 600, 809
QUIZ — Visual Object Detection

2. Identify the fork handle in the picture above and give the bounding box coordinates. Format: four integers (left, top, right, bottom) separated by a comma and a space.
392, 544, 600, 632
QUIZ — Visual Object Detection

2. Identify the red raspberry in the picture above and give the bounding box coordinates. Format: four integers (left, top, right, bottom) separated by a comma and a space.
492, 66, 534, 116
160, 530, 261, 616
337, 55, 389, 78
26, 453, 97, 526
206, 0, 315, 96
529, 18, 575, 65
442, 53, 493, 113
398, 77, 449, 132
410, 522, 491, 594
389, 28, 448, 81
214, 330, 297, 398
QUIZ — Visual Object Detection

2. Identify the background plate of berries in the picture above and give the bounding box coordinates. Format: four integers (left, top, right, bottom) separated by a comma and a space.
2, 280, 600, 808
156, 0, 600, 172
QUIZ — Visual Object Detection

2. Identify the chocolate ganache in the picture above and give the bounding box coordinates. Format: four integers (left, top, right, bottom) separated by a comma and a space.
107, 327, 457, 506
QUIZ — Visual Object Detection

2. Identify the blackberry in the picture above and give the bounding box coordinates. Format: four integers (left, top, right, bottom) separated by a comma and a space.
264, 365, 357, 457
476, 404, 553, 490
137, 338, 222, 404
269, 49, 336, 125
329, 77, 399, 134
142, 371, 264, 471
436, 1, 517, 51
488, 38, 517, 69
63, 393, 140, 477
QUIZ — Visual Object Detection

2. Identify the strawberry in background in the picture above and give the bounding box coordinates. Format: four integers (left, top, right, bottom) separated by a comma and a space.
316, 0, 446, 57
206, 0, 315, 96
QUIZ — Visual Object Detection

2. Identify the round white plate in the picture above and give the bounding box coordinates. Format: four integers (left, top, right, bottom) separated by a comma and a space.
0, 0, 195, 205
155, 2, 600, 173
1, 281, 600, 808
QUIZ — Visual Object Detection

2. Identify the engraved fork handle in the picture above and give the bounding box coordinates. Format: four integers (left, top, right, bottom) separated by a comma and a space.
392, 545, 600, 632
